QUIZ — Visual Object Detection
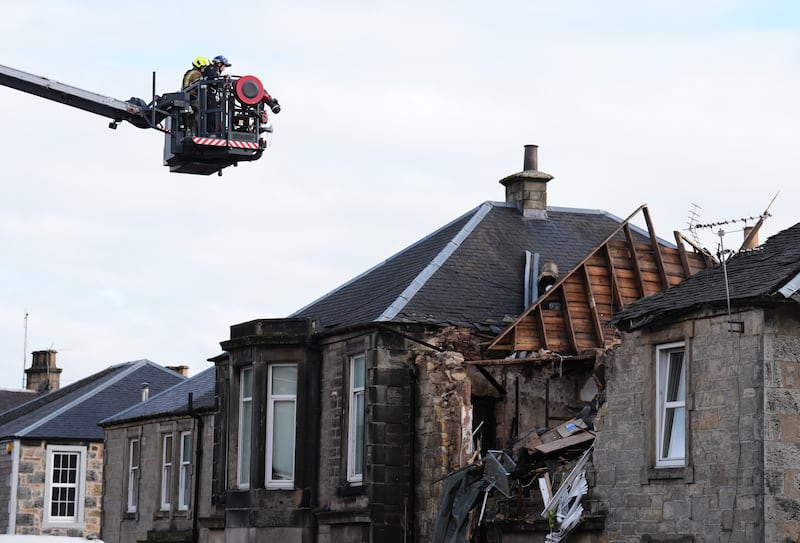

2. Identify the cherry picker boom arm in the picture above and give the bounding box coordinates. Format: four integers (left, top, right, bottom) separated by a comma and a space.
0, 63, 153, 129
0, 63, 280, 175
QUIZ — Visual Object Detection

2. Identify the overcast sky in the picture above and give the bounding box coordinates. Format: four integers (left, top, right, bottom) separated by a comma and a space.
1, 1, 798, 389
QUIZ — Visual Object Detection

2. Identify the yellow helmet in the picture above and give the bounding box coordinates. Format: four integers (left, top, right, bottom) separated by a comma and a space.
192, 56, 211, 69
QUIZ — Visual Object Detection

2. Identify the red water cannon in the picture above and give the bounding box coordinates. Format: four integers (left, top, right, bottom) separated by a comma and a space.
234, 75, 281, 113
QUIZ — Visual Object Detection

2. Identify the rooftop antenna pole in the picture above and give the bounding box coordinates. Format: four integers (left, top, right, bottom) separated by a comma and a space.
22, 311, 28, 388
718, 230, 733, 322
687, 203, 703, 245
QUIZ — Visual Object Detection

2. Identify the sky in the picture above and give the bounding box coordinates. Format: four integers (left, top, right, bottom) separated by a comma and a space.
1, 1, 799, 389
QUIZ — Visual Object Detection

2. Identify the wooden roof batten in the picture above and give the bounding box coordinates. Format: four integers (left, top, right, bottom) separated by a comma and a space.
486, 204, 713, 358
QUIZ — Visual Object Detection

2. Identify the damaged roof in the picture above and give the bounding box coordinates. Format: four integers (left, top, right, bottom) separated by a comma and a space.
291, 201, 663, 333
612, 222, 800, 332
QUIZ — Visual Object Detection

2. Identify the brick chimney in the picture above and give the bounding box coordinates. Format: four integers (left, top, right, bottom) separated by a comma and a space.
25, 350, 62, 393
499, 144, 554, 219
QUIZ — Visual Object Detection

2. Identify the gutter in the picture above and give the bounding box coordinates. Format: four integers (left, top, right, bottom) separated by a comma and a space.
188, 393, 204, 543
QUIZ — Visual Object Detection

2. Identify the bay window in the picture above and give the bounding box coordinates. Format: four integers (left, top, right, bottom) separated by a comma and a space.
266, 364, 297, 488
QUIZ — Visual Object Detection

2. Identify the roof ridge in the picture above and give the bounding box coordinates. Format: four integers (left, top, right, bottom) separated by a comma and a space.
376, 201, 494, 322
14, 360, 149, 437
290, 202, 498, 318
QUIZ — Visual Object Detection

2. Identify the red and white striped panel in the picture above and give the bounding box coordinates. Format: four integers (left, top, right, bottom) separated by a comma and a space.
192, 137, 227, 147
227, 140, 260, 149
191, 137, 259, 149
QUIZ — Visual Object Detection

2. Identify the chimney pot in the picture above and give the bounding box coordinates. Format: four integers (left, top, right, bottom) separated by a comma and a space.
742, 226, 759, 250
523, 144, 538, 171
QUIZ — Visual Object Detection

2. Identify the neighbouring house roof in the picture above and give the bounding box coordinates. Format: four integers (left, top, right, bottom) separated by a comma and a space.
612, 222, 800, 332
0, 360, 186, 441
99, 366, 216, 426
0, 388, 38, 414
291, 201, 668, 333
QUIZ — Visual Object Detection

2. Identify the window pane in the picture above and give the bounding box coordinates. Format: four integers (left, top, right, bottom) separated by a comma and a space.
355, 391, 365, 473
667, 352, 685, 402
240, 400, 252, 486
242, 367, 253, 398
182, 434, 191, 462
664, 406, 685, 458
271, 400, 295, 480
353, 355, 365, 389
272, 366, 297, 395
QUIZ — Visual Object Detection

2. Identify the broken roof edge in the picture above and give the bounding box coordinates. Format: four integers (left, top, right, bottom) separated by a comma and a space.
486, 204, 650, 351
289, 201, 497, 319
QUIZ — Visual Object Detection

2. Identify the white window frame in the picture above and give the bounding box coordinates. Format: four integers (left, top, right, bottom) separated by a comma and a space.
43, 444, 86, 529
347, 354, 366, 484
160, 434, 173, 511
237, 366, 253, 489
179, 431, 192, 511
127, 438, 140, 513
265, 363, 297, 489
655, 342, 687, 468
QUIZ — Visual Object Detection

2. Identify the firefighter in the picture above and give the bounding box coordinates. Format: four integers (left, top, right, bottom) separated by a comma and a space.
182, 56, 211, 133
182, 56, 211, 90
203, 55, 231, 80
202, 55, 232, 134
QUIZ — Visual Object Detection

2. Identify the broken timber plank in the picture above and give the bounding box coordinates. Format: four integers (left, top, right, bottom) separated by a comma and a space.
534, 432, 596, 455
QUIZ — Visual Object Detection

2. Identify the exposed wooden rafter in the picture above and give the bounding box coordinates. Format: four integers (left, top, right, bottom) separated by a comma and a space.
486, 204, 714, 356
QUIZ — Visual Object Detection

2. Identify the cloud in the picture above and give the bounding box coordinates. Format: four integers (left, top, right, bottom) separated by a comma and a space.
1, 1, 799, 388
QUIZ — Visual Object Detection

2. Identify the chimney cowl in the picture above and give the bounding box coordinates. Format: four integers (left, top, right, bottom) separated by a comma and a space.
499, 144, 554, 219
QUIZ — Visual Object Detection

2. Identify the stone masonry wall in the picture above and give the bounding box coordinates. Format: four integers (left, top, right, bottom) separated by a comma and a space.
415, 347, 472, 542
316, 329, 414, 543
15, 441, 103, 539
594, 309, 767, 542
762, 306, 800, 543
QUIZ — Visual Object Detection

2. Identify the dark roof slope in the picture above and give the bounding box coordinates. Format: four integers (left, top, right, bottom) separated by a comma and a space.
612, 222, 800, 331
100, 366, 216, 426
0, 389, 38, 414
291, 202, 661, 332
0, 360, 185, 441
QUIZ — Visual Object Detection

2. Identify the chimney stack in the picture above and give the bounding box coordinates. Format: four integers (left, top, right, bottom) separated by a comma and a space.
167, 365, 190, 377
25, 350, 62, 393
499, 144, 554, 219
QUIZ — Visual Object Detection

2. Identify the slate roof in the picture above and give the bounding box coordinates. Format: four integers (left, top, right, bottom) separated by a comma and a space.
100, 366, 216, 426
0, 360, 186, 441
291, 201, 664, 333
0, 388, 38, 414
612, 222, 800, 332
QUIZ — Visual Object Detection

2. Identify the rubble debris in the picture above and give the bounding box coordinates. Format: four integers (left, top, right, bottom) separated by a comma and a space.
541, 446, 593, 542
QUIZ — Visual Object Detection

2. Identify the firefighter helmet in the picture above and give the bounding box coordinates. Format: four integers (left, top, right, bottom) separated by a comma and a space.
212, 55, 231, 67
192, 56, 211, 69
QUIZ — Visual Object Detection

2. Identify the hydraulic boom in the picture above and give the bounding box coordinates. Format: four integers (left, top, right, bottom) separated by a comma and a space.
0, 64, 280, 175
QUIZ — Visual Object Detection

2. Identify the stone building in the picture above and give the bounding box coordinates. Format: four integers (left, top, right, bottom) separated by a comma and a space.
594, 222, 800, 542
0, 357, 184, 538
207, 146, 712, 542
100, 366, 218, 543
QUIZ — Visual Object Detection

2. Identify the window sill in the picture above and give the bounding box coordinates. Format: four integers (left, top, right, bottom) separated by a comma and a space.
643, 465, 693, 483
338, 482, 365, 498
